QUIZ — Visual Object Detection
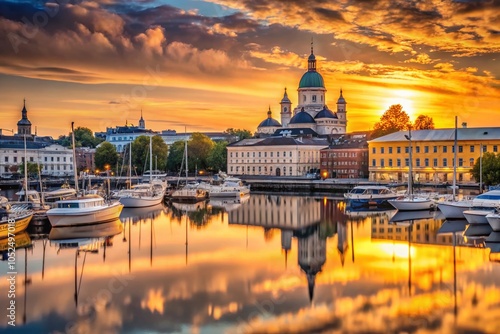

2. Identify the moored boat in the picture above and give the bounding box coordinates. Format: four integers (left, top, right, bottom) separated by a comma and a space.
344, 185, 398, 208
463, 209, 493, 225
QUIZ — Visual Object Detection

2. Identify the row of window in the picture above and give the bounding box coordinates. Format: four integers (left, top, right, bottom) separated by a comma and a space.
230, 165, 294, 174
230, 151, 307, 158
322, 152, 360, 158
373, 145, 495, 154
372, 157, 475, 168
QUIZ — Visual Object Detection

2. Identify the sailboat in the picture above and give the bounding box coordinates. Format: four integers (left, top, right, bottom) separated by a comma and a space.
117, 137, 165, 208
437, 117, 474, 219
170, 135, 207, 203
388, 127, 435, 211
46, 123, 123, 227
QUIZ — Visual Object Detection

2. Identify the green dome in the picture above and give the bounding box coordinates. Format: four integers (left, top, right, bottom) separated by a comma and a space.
298, 71, 324, 88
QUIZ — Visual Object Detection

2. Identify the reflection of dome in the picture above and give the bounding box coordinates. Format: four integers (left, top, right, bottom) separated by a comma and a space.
315, 106, 337, 119
298, 71, 324, 88
289, 109, 316, 124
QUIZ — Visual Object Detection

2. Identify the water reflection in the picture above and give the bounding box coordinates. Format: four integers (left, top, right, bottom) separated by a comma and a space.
0, 194, 499, 333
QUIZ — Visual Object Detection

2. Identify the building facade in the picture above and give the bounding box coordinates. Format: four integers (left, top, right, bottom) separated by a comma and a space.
226, 136, 329, 176
320, 132, 369, 179
368, 127, 500, 184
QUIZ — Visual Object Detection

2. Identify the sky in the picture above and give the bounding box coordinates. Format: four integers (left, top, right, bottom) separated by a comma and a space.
0, 0, 498, 138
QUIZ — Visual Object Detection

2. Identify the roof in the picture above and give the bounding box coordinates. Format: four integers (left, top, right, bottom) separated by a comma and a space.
314, 106, 337, 119
289, 110, 316, 124
229, 136, 329, 147
258, 117, 281, 127
298, 71, 325, 88
369, 127, 500, 143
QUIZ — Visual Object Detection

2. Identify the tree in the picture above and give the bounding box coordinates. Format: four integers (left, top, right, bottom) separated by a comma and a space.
131, 135, 169, 174
470, 152, 500, 186
371, 104, 411, 138
95, 142, 119, 171
188, 133, 215, 172
413, 115, 435, 130
166, 140, 185, 173
225, 128, 252, 142
56, 127, 103, 148
207, 141, 228, 172
18, 162, 43, 177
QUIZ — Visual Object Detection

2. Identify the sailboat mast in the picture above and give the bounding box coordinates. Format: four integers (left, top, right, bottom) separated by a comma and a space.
129, 142, 132, 189
408, 128, 413, 200
23, 135, 28, 202
149, 136, 153, 183
452, 116, 457, 201
185, 132, 188, 180
71, 122, 79, 194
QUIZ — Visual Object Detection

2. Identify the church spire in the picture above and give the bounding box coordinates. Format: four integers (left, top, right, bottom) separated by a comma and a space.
139, 109, 146, 129
307, 39, 316, 72
267, 106, 272, 118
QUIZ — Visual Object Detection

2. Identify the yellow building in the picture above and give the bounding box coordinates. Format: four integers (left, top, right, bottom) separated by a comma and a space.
368, 127, 500, 184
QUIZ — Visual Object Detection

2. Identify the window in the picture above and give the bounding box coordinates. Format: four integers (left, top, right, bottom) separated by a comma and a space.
388, 159, 393, 167
425, 158, 429, 167
459, 158, 463, 167
416, 146, 420, 153
381, 147, 385, 154
14, 157, 17, 163
458, 145, 463, 153
416, 158, 420, 167
424, 146, 429, 153
397, 159, 401, 167
236, 152, 238, 158
388, 147, 393, 154
397, 147, 401, 154
312, 95, 316, 102
405, 147, 409, 154
258, 152, 261, 157
372, 159, 376, 167
230, 152, 233, 158
433, 158, 438, 167
303, 95, 306, 102
443, 146, 447, 153
443, 158, 447, 167
381, 159, 385, 167
4, 156, 7, 162
372, 147, 376, 154
433, 146, 437, 153
495, 146, 498, 153
405, 158, 409, 167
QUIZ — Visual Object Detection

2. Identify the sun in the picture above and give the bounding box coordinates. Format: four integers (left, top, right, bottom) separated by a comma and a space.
384, 89, 416, 120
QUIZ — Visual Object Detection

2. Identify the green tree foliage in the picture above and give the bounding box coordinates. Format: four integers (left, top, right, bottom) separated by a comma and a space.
470, 152, 500, 186
166, 141, 185, 173
130, 135, 169, 174
207, 141, 228, 172
413, 115, 435, 130
56, 127, 104, 148
18, 162, 43, 177
188, 133, 214, 172
95, 142, 119, 171
371, 104, 411, 138
225, 128, 252, 142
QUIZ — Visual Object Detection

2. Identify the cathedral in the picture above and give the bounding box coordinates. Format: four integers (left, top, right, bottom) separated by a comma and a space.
256, 45, 348, 137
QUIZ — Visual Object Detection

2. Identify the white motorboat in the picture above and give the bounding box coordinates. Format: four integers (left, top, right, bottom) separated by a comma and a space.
343, 185, 398, 208
486, 212, 500, 231
46, 195, 124, 227
437, 200, 473, 219
198, 178, 250, 199
463, 209, 493, 225
46, 123, 124, 227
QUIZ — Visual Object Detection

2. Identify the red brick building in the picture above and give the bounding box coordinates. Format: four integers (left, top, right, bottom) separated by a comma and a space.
75, 147, 96, 173
320, 132, 370, 179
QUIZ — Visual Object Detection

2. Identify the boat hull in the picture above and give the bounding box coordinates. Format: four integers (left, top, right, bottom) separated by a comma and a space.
486, 213, 500, 231
171, 189, 208, 203
388, 198, 435, 211
0, 213, 33, 238
47, 202, 123, 227
463, 209, 492, 225
119, 195, 163, 208
437, 201, 472, 219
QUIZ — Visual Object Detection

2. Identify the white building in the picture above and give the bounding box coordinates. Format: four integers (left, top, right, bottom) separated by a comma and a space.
226, 136, 328, 176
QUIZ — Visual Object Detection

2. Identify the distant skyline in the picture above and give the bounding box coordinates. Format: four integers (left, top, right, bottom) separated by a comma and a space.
0, 0, 498, 137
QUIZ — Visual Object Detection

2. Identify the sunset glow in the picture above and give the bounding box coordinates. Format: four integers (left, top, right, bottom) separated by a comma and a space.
0, 0, 498, 136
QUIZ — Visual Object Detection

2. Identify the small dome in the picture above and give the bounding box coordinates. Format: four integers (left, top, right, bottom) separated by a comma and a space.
17, 119, 31, 125
258, 107, 281, 127
315, 106, 337, 119
308, 53, 316, 61
337, 89, 346, 104
289, 108, 316, 124
280, 88, 291, 104
298, 71, 325, 88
